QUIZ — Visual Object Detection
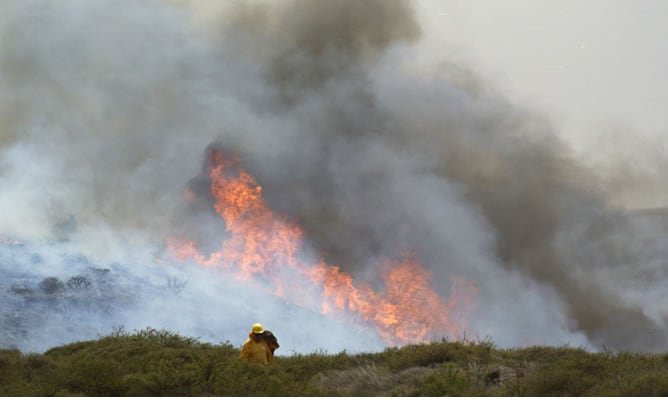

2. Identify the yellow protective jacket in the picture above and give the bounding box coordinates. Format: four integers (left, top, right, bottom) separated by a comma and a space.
239, 333, 274, 365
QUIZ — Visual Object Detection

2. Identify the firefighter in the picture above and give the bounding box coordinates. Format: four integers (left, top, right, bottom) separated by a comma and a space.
239, 323, 280, 365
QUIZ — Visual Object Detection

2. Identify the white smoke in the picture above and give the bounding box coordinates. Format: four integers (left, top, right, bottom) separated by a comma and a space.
0, 0, 665, 354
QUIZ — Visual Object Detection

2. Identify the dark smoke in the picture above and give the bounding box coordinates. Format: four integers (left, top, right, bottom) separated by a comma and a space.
1, 0, 666, 352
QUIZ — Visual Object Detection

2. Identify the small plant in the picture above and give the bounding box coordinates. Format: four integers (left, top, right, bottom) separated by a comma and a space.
411, 362, 470, 396
67, 276, 91, 290
134, 327, 199, 348
166, 277, 187, 295
39, 277, 65, 294
10, 285, 33, 295
105, 325, 129, 338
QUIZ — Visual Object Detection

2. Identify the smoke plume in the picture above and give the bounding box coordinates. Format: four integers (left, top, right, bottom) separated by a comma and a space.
1, 0, 666, 353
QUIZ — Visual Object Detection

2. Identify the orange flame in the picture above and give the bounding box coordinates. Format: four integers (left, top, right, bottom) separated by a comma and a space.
0, 235, 23, 246
168, 150, 476, 345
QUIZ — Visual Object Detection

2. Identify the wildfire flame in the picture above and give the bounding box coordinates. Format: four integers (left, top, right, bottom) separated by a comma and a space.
0, 235, 23, 247
168, 149, 476, 345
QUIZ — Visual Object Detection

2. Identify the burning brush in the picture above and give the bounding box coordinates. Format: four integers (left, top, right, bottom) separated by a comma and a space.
167, 146, 477, 346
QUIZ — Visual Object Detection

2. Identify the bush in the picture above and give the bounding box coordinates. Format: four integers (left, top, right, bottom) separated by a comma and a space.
310, 362, 396, 396
411, 362, 470, 396
4, 329, 668, 396
379, 340, 460, 371
0, 351, 58, 396
618, 371, 668, 396
67, 276, 91, 290
0, 350, 23, 389
55, 354, 125, 396
521, 350, 610, 396
133, 327, 200, 348
39, 277, 65, 294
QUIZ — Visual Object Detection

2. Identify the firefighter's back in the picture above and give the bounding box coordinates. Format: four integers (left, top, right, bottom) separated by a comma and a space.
240, 337, 271, 365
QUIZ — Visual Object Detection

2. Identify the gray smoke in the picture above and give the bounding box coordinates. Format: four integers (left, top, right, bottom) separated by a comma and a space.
1, 0, 666, 353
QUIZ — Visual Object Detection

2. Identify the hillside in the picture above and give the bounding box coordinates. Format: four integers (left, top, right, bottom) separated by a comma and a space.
1, 328, 667, 396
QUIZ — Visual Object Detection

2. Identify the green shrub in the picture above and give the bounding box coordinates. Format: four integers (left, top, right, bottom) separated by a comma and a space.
618, 371, 668, 396
310, 362, 396, 396
55, 354, 125, 396
380, 340, 460, 371
411, 362, 470, 396
278, 350, 353, 380
0, 349, 22, 379
0, 350, 27, 395
210, 359, 296, 396
4, 328, 668, 396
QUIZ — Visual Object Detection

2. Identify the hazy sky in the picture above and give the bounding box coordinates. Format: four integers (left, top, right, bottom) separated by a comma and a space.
420, 0, 668, 139
418, 0, 668, 208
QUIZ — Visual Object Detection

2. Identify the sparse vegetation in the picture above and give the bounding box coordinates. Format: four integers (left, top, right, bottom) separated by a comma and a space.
39, 277, 65, 294
66, 276, 91, 290
1, 329, 668, 396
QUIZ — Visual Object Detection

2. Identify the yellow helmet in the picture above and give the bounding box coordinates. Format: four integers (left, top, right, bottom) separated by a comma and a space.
251, 323, 264, 334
